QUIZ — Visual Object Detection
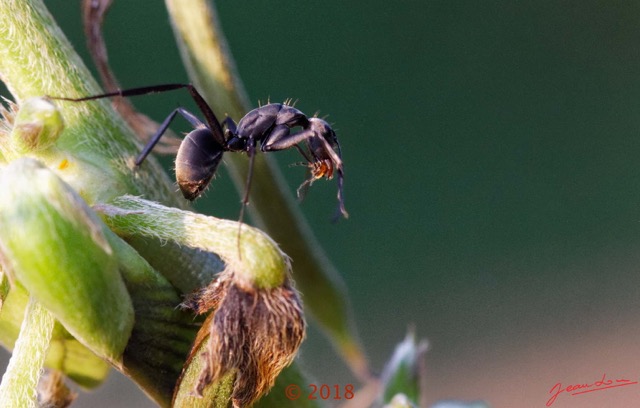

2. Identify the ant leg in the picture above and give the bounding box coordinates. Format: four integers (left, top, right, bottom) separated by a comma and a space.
177, 108, 206, 129
222, 117, 238, 134
264, 128, 348, 219
334, 167, 348, 220
293, 144, 315, 201
235, 142, 258, 258
293, 144, 314, 163
135, 107, 204, 165
313, 133, 348, 220
50, 83, 194, 103
296, 173, 315, 201
261, 127, 315, 152
238, 142, 257, 225
222, 116, 239, 144
49, 83, 227, 146
264, 127, 344, 174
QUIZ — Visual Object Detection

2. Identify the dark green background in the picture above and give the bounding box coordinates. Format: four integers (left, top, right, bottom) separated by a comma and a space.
6, 1, 640, 407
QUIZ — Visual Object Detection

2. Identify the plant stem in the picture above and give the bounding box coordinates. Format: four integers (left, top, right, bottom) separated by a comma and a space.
0, 297, 55, 408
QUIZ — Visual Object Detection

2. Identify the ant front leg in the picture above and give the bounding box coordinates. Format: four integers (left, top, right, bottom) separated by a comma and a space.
235, 141, 258, 229
263, 127, 349, 220
262, 127, 343, 172
261, 127, 316, 153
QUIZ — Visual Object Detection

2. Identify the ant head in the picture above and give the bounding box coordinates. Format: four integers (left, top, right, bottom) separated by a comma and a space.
303, 118, 348, 220
307, 118, 341, 161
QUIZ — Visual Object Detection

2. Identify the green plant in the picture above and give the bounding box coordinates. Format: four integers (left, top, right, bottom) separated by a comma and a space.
0, 0, 432, 407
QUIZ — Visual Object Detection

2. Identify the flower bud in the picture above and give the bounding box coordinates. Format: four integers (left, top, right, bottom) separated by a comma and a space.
0, 158, 134, 362
380, 331, 428, 406
10, 97, 63, 153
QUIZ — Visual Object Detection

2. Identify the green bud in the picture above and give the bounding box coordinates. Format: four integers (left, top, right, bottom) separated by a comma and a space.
10, 97, 63, 154
380, 331, 428, 406
0, 158, 134, 363
384, 394, 414, 408
183, 272, 305, 407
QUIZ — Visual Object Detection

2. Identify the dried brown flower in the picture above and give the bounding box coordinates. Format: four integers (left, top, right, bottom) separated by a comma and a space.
183, 270, 305, 407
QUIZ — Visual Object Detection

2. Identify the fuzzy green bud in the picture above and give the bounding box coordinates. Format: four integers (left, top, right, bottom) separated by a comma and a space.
0, 158, 134, 363
10, 97, 63, 154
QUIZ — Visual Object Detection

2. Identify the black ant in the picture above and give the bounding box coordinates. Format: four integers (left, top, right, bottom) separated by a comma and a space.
50, 84, 348, 222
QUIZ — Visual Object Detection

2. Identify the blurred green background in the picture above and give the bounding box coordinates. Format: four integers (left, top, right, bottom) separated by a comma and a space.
5, 1, 640, 407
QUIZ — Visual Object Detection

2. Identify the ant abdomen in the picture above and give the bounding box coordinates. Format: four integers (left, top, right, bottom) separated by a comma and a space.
175, 128, 224, 200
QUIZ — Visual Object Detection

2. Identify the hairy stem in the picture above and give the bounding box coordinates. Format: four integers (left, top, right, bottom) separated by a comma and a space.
0, 298, 55, 408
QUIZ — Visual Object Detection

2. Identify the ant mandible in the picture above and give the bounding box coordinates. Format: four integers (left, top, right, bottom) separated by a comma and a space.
51, 83, 348, 222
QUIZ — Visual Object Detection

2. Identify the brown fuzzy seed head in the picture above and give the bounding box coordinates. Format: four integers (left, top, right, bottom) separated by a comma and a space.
194, 275, 305, 407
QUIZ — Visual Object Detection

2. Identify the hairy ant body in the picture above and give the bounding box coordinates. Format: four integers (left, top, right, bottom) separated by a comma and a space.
51, 84, 348, 221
